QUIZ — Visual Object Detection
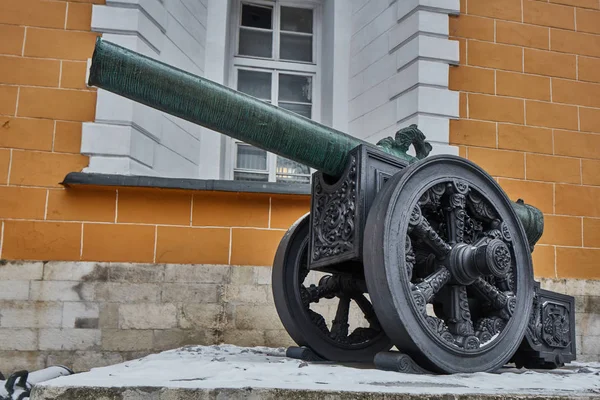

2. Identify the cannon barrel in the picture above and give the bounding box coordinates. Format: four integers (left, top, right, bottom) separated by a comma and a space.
87, 38, 375, 178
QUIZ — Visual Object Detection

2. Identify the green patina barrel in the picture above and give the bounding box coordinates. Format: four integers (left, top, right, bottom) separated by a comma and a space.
88, 38, 370, 178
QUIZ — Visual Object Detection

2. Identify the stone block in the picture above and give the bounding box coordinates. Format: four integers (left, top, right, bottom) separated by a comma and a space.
0, 301, 63, 328
159, 389, 214, 400
311, 301, 336, 324
39, 329, 101, 350
153, 329, 215, 351
0, 350, 45, 372
576, 354, 600, 362
30, 281, 94, 302
577, 335, 583, 355
164, 264, 230, 283
582, 295, 600, 314
539, 278, 567, 294
109, 263, 165, 283
565, 279, 600, 297
178, 303, 223, 330
119, 303, 177, 329
575, 296, 586, 313
0, 280, 30, 300
62, 302, 100, 328
96, 282, 161, 303
221, 329, 265, 347
0, 261, 43, 280
577, 312, 600, 336
0, 329, 37, 350
254, 266, 272, 285
348, 301, 370, 329
43, 262, 103, 281
99, 302, 119, 329
161, 283, 219, 303
234, 305, 284, 331
46, 351, 124, 372
581, 335, 600, 356
102, 329, 154, 351
229, 266, 255, 285
264, 329, 294, 348
226, 285, 269, 304
265, 288, 274, 304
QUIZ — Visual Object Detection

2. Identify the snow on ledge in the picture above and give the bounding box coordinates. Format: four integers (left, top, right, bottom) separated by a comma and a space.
39, 345, 600, 396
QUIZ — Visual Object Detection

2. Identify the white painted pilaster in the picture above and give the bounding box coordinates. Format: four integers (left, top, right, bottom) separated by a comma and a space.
349, 0, 460, 155
84, 0, 208, 177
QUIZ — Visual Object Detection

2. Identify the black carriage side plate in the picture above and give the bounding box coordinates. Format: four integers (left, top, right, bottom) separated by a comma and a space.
308, 145, 409, 272
513, 281, 577, 368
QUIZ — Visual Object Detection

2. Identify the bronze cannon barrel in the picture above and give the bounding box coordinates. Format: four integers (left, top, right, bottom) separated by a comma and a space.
87, 38, 371, 178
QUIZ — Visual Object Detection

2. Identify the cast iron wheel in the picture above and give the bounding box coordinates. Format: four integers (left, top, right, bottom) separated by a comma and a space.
272, 214, 392, 362
363, 155, 534, 373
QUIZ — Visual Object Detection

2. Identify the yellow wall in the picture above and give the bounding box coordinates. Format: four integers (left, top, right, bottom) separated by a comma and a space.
449, 0, 600, 280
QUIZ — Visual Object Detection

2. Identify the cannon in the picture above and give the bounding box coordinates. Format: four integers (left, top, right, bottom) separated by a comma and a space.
87, 38, 576, 373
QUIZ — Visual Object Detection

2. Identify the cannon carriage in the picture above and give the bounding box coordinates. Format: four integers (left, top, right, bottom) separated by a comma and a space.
87, 38, 576, 374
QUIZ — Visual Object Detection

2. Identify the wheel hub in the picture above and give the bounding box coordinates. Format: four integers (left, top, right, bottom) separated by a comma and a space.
446, 239, 512, 285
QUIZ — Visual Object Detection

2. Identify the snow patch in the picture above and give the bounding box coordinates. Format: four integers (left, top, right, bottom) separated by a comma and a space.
39, 345, 600, 396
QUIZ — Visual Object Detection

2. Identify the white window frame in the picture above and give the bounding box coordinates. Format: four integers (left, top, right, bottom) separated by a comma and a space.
225, 0, 322, 183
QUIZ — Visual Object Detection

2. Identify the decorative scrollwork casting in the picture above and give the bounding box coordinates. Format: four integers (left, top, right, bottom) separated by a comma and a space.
312, 155, 357, 263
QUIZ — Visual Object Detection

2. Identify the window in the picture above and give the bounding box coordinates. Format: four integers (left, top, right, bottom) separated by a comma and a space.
229, 0, 320, 184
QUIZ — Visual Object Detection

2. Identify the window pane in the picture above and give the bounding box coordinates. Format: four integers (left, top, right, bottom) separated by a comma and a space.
239, 28, 272, 58
236, 144, 267, 170
277, 174, 310, 184
279, 74, 312, 103
234, 171, 269, 181
280, 33, 312, 62
281, 7, 313, 33
277, 157, 310, 184
241, 4, 272, 29
277, 157, 310, 175
238, 70, 272, 100
279, 102, 311, 119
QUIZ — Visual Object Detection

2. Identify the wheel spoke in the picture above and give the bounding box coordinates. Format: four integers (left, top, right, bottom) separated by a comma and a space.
409, 205, 452, 258
467, 191, 498, 222
447, 285, 475, 336
475, 316, 506, 344
472, 278, 508, 310
418, 183, 446, 209
446, 180, 469, 245
414, 266, 451, 303
472, 278, 516, 321
330, 296, 351, 340
353, 294, 381, 329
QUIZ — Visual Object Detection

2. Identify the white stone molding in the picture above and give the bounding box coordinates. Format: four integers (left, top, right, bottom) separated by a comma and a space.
349, 0, 460, 156
83, 0, 208, 177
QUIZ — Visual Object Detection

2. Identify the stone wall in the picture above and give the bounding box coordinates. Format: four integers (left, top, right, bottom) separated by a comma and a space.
0, 261, 597, 373
0, 261, 294, 373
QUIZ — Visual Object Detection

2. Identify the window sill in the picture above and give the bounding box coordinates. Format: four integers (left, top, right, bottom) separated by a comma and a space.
62, 173, 311, 196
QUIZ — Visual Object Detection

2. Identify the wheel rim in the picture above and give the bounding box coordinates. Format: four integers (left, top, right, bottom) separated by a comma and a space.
364, 155, 533, 373
272, 214, 391, 362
